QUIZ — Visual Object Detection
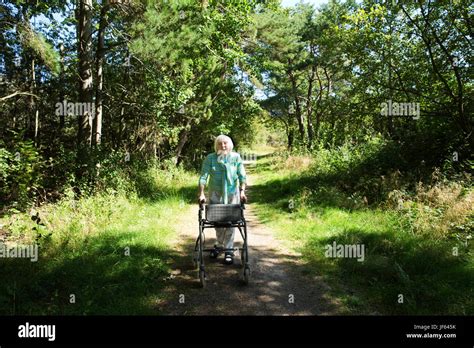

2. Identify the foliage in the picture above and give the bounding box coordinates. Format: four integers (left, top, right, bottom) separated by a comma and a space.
250, 149, 473, 315
0, 138, 45, 210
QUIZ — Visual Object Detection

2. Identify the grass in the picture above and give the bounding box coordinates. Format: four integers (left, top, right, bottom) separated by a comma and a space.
0, 165, 196, 315
249, 148, 473, 315
1, 143, 471, 315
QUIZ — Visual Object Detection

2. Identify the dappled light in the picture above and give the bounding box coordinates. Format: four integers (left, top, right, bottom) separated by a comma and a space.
0, 0, 471, 331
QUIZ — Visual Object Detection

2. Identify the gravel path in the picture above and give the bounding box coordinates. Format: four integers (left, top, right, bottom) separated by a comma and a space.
156, 174, 344, 315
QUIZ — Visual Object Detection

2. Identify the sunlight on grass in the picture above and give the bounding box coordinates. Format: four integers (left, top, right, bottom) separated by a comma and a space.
249, 149, 473, 315
0, 169, 196, 315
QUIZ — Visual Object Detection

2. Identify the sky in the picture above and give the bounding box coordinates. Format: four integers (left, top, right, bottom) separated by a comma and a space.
280, 0, 329, 8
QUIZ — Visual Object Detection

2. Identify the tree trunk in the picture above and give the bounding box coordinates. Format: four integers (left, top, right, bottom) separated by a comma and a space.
314, 67, 324, 143
287, 60, 305, 143
306, 62, 316, 150
175, 119, 191, 166
387, 2, 394, 137
77, 0, 94, 150
31, 58, 39, 146
119, 106, 125, 149
288, 127, 294, 151
286, 115, 295, 151
59, 44, 65, 129
292, 90, 305, 142
93, 3, 108, 146
75, 0, 94, 189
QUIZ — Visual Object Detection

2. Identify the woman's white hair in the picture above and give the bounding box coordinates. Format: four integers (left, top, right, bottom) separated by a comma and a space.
214, 134, 234, 153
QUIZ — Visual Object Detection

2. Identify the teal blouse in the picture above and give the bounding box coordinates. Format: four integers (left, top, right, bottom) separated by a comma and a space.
199, 152, 247, 203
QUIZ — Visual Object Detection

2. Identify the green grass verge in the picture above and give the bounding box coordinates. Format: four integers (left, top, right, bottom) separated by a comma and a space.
249, 150, 473, 315
0, 167, 196, 315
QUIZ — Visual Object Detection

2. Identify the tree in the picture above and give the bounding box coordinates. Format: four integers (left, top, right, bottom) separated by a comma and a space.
76, 0, 93, 150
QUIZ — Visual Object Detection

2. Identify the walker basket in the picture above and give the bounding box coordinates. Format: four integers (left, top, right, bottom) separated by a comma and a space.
205, 204, 243, 222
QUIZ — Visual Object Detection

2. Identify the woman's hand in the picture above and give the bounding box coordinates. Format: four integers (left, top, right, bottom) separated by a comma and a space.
198, 184, 206, 204
198, 193, 206, 204
240, 191, 247, 203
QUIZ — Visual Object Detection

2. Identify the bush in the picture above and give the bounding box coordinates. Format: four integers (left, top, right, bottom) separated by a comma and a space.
0, 140, 45, 210
392, 180, 474, 240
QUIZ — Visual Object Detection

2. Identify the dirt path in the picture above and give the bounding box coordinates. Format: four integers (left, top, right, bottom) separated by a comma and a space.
157, 171, 344, 315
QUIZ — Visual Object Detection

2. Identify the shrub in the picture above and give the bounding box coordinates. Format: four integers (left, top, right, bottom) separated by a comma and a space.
393, 180, 474, 240
0, 140, 45, 210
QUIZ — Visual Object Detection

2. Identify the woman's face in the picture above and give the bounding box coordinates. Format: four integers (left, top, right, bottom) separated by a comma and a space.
217, 139, 229, 152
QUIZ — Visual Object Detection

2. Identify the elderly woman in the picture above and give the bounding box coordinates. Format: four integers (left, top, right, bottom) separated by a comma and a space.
198, 135, 247, 265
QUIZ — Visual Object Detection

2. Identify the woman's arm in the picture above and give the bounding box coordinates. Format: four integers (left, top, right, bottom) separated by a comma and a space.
237, 154, 247, 202
198, 155, 211, 202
